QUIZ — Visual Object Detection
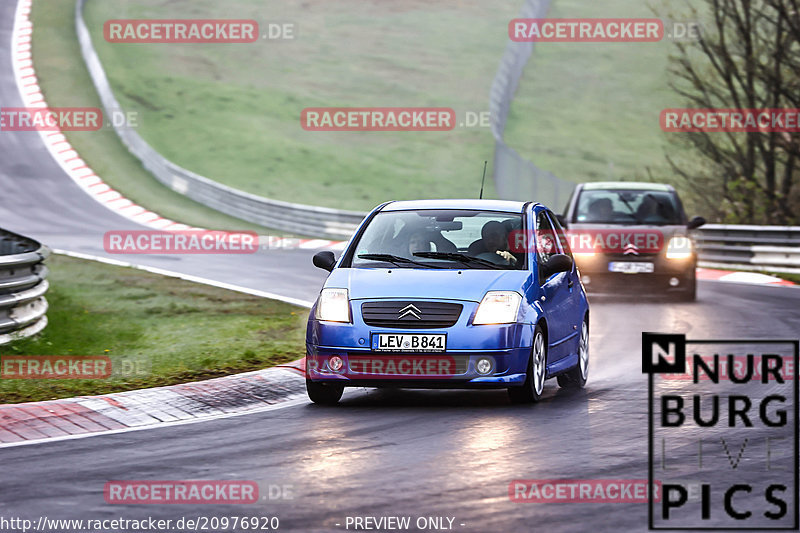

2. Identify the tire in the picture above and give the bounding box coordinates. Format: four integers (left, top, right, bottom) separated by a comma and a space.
508, 325, 547, 404
557, 318, 589, 388
306, 379, 344, 405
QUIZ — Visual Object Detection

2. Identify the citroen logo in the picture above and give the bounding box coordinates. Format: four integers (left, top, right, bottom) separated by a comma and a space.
398, 304, 422, 320
623, 243, 639, 256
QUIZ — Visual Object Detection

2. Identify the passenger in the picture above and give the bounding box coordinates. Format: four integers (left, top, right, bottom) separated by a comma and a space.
479, 221, 517, 265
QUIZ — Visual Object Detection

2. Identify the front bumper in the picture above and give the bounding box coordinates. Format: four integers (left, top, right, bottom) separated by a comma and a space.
306, 346, 530, 387
574, 253, 695, 293
307, 298, 537, 388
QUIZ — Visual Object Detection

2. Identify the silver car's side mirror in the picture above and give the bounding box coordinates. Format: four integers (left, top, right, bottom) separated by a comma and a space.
687, 216, 706, 230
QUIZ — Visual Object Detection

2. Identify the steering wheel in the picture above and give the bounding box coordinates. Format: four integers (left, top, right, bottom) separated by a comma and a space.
476, 251, 509, 265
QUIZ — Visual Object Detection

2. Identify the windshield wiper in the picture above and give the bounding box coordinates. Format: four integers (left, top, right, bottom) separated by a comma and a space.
616, 194, 642, 223
413, 251, 506, 269
357, 253, 443, 269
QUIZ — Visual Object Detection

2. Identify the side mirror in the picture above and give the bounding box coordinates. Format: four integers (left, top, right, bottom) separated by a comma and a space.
543, 253, 573, 277
313, 251, 336, 272
555, 214, 568, 228
687, 216, 706, 230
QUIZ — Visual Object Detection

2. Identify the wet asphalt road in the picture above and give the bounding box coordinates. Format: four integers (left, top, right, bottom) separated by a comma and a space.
1, 283, 797, 532
1, 0, 799, 531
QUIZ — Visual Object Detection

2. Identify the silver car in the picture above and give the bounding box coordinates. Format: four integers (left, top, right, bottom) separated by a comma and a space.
558, 182, 705, 301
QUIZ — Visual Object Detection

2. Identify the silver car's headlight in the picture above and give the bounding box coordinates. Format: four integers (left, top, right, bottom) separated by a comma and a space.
473, 291, 522, 325
315, 288, 351, 323
666, 235, 693, 260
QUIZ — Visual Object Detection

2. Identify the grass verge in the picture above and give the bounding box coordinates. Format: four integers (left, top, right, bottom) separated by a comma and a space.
771, 273, 800, 284
68, 0, 520, 210
30, 0, 293, 234
0, 254, 307, 404
503, 0, 706, 212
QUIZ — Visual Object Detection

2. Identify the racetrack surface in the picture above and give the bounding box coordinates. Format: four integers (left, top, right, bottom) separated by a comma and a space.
1, 0, 799, 531
2, 284, 798, 532
0, 0, 326, 305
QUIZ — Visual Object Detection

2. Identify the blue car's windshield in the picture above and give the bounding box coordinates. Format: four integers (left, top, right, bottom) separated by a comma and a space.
348, 209, 526, 270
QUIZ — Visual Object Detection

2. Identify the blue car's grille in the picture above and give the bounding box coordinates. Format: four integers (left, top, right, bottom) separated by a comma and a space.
361, 301, 463, 329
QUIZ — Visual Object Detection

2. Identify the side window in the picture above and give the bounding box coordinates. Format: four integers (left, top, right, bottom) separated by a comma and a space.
547, 210, 573, 260
535, 211, 559, 281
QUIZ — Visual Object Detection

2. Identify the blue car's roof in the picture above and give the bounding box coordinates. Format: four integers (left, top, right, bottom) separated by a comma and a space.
381, 199, 530, 213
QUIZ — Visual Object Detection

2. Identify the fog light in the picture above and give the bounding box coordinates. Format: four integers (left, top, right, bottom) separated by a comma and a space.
581, 275, 591, 285
669, 277, 680, 287
476, 357, 493, 375
328, 355, 344, 372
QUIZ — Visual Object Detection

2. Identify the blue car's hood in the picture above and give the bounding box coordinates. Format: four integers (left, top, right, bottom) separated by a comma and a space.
324, 268, 532, 302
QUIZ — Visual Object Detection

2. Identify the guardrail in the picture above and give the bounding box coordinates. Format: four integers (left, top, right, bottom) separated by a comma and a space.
72, 0, 800, 276
74, 0, 366, 239
486, 5, 798, 276
696, 224, 800, 274
0, 229, 50, 346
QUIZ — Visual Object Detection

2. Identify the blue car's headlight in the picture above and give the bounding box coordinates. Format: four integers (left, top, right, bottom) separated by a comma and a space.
473, 291, 522, 325
315, 288, 351, 323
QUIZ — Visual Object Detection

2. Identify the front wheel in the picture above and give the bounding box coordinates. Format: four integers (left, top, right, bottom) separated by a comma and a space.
508, 325, 547, 404
306, 379, 344, 405
558, 318, 589, 388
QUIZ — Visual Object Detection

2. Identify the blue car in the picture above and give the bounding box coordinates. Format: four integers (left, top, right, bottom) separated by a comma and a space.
306, 199, 590, 404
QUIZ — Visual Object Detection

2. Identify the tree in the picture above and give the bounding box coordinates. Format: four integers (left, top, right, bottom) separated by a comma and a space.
664, 0, 799, 224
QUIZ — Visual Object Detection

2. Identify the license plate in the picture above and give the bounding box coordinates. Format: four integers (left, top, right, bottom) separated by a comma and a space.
372, 333, 446, 352
609, 261, 655, 274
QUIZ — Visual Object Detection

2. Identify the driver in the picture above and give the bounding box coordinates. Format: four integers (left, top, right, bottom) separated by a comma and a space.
480, 221, 517, 265
407, 231, 432, 255
587, 198, 613, 222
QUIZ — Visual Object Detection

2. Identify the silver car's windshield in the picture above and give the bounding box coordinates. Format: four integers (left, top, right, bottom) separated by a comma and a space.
348, 209, 527, 270
575, 189, 683, 225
